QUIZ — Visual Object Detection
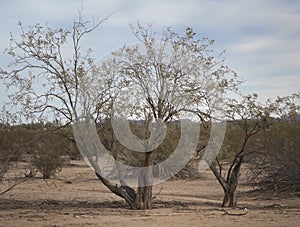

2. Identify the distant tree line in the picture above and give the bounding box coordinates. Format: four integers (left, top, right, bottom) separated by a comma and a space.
1, 116, 299, 194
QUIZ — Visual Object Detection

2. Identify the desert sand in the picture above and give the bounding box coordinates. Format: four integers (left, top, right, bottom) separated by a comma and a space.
0, 160, 299, 227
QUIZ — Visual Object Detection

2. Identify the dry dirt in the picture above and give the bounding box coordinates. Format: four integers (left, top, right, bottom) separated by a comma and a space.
0, 160, 299, 227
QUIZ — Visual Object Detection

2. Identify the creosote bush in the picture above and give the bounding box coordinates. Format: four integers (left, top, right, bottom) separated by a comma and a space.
31, 137, 65, 179
0, 127, 18, 182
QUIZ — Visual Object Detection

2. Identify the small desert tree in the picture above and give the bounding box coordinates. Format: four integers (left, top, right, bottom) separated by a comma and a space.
210, 94, 270, 207
207, 93, 299, 207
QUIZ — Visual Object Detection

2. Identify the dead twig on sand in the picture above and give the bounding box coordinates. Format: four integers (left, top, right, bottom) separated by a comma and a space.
263, 203, 283, 209
152, 187, 163, 200
0, 178, 27, 195
222, 208, 248, 216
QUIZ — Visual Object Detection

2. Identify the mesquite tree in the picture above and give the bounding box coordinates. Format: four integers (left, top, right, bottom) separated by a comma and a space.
96, 24, 239, 209
207, 93, 300, 207
210, 94, 270, 207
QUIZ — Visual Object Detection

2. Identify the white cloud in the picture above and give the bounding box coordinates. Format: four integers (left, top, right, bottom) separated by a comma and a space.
240, 74, 300, 101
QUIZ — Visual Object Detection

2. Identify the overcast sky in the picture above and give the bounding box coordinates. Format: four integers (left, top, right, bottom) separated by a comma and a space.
0, 0, 299, 105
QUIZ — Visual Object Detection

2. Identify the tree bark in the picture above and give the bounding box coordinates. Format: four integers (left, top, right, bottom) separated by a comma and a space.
222, 186, 237, 207
222, 155, 244, 207
135, 151, 154, 209
95, 172, 137, 209
136, 183, 153, 209
209, 155, 244, 208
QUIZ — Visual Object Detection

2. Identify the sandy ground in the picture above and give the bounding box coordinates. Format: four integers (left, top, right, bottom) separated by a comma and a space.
0, 160, 299, 227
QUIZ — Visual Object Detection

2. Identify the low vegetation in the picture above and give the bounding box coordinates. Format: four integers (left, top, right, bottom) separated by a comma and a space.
1, 114, 299, 193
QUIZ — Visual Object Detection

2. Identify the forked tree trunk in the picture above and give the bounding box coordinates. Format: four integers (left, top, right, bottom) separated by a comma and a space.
222, 186, 237, 207
222, 156, 243, 207
210, 155, 244, 208
135, 151, 154, 209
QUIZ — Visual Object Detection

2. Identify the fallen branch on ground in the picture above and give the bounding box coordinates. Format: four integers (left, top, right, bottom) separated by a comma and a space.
222, 208, 248, 216
152, 187, 163, 200
0, 178, 27, 195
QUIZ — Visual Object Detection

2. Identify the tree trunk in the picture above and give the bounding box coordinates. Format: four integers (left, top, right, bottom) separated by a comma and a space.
135, 151, 154, 209
222, 187, 236, 207
136, 183, 153, 209
95, 172, 137, 209
222, 156, 244, 207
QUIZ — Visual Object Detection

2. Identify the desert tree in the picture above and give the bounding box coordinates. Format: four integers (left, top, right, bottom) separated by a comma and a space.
81, 23, 240, 209
206, 93, 300, 207
0, 13, 152, 208
208, 94, 270, 207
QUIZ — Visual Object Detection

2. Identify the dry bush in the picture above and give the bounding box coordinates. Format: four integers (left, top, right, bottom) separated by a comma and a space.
0, 129, 16, 182
0, 151, 10, 182
247, 116, 300, 194
31, 137, 66, 179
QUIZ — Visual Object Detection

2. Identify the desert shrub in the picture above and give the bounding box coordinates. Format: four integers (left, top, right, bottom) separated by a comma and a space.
0, 150, 10, 182
31, 137, 66, 179
0, 129, 17, 182
248, 115, 300, 193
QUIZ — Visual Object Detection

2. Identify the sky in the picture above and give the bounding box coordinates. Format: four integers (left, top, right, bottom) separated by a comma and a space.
0, 0, 299, 106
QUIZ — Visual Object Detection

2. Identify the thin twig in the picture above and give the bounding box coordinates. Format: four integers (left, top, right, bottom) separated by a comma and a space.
152, 186, 163, 200
222, 208, 248, 216
0, 178, 27, 195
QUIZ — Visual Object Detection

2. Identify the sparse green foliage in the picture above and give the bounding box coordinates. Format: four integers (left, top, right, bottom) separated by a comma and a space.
0, 124, 31, 194
31, 136, 66, 179
0, 122, 79, 180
